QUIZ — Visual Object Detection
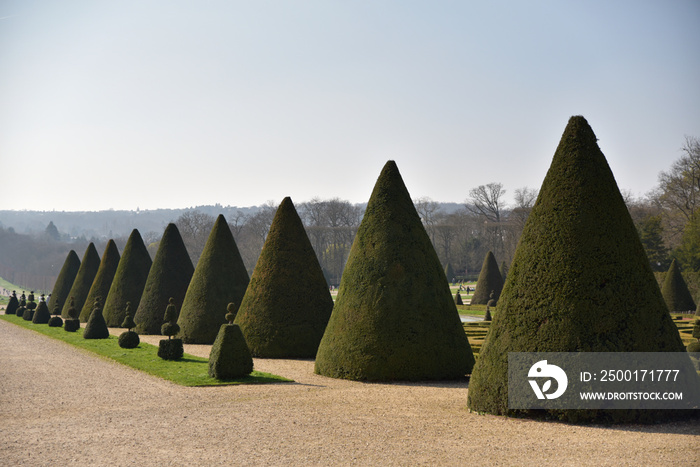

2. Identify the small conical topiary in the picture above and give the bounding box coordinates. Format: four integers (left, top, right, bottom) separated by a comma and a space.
454, 291, 463, 305
660, 259, 696, 312
118, 303, 140, 349
5, 291, 18, 315
48, 303, 63, 327
471, 251, 504, 305
315, 161, 474, 381
134, 223, 194, 335
32, 294, 51, 324
467, 116, 690, 424
83, 297, 109, 339
208, 303, 254, 379
48, 250, 80, 313
158, 298, 183, 360
79, 240, 121, 322
61, 243, 100, 318
483, 306, 492, 322
23, 291, 37, 320
178, 215, 250, 344
483, 291, 496, 321
64, 297, 80, 332
234, 197, 334, 358
103, 229, 152, 327
444, 263, 455, 283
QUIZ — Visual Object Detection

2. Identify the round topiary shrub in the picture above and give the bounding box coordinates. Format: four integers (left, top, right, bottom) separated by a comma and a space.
48, 303, 64, 327
158, 298, 183, 360
208, 303, 254, 379
64, 297, 80, 332
118, 303, 140, 349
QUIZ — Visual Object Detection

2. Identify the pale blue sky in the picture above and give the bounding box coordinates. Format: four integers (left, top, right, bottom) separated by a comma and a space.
1, 1, 698, 211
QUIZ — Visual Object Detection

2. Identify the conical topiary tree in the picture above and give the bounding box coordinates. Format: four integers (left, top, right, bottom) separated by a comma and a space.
471, 251, 504, 305
23, 291, 37, 320
5, 291, 18, 315
64, 297, 80, 332
118, 302, 140, 349
32, 294, 51, 324
444, 263, 455, 283
178, 215, 250, 344
466, 116, 689, 424
454, 291, 463, 306
103, 229, 152, 328
134, 223, 194, 335
79, 240, 121, 322
61, 243, 100, 318
315, 161, 474, 381
158, 298, 183, 360
83, 297, 109, 339
48, 303, 63, 327
234, 197, 334, 358
48, 250, 80, 313
209, 303, 254, 379
660, 259, 696, 312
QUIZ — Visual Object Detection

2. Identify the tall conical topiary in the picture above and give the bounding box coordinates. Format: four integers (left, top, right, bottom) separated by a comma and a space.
5, 291, 18, 315
467, 116, 688, 424
471, 251, 504, 305
315, 161, 474, 381
134, 223, 194, 335
32, 294, 51, 324
178, 215, 250, 344
79, 240, 121, 322
234, 197, 333, 358
48, 250, 80, 313
661, 259, 696, 312
103, 229, 152, 327
83, 297, 109, 339
61, 243, 100, 318
209, 303, 254, 379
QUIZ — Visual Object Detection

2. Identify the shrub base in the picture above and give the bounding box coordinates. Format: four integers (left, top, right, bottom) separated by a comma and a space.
118, 331, 140, 349
158, 338, 183, 360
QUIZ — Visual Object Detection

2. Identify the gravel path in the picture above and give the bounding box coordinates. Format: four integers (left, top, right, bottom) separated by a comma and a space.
1, 319, 698, 466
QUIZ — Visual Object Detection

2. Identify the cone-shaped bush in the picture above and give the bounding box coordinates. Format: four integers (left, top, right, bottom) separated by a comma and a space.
32, 294, 51, 324
5, 291, 18, 315
83, 297, 109, 339
209, 303, 254, 379
158, 298, 184, 360
661, 259, 696, 312
64, 297, 80, 332
454, 292, 463, 305
134, 223, 194, 335
103, 229, 152, 327
48, 250, 80, 313
79, 240, 121, 322
48, 303, 63, 327
467, 116, 689, 424
234, 197, 333, 358
118, 303, 140, 349
315, 161, 474, 381
444, 263, 455, 283
23, 291, 37, 320
178, 215, 250, 344
471, 251, 504, 305
61, 243, 100, 318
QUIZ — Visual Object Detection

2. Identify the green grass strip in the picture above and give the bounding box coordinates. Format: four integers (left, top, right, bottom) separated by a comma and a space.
1, 314, 292, 386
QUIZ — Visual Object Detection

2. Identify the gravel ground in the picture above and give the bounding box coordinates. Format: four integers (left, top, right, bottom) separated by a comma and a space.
0, 319, 698, 466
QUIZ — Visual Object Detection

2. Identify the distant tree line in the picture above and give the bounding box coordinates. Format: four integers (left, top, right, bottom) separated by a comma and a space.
1, 136, 698, 294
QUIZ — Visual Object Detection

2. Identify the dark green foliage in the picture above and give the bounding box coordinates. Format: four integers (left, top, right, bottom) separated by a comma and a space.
315, 161, 474, 381
467, 116, 689, 424
693, 318, 700, 340
120, 303, 136, 329
79, 240, 121, 322
61, 243, 100, 318
32, 295, 51, 324
208, 323, 254, 379
637, 215, 669, 272
688, 340, 700, 352
64, 298, 80, 332
471, 251, 504, 305
483, 307, 492, 321
134, 223, 194, 335
15, 304, 26, 320
118, 331, 140, 348
225, 303, 236, 324
158, 338, 183, 360
661, 259, 696, 312
83, 298, 109, 339
444, 263, 455, 282
48, 250, 80, 313
500, 260, 508, 280
178, 215, 250, 344
234, 197, 334, 358
454, 292, 463, 305
103, 229, 152, 327
48, 303, 63, 327
5, 292, 18, 315
673, 212, 700, 272
161, 298, 180, 337
23, 292, 36, 320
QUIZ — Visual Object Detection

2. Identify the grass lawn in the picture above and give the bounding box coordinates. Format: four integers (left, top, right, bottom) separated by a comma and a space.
0, 314, 292, 387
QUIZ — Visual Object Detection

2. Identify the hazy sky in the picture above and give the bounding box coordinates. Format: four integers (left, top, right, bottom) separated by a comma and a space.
1, 1, 699, 211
